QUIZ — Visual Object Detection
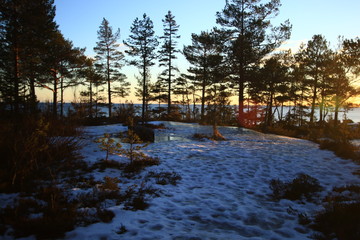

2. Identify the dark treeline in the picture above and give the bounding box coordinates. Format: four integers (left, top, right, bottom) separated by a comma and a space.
1, 0, 360, 128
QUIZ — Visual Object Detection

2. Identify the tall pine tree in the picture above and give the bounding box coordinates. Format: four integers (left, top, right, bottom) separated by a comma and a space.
124, 14, 158, 123
94, 18, 128, 118
158, 11, 180, 115
183, 30, 225, 122
295, 35, 331, 123
216, 0, 291, 126
0, 0, 58, 114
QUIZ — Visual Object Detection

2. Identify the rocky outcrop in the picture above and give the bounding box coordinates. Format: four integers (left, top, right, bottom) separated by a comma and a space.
132, 125, 155, 142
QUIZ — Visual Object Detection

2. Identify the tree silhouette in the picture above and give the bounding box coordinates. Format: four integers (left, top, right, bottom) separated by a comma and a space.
94, 18, 128, 118
296, 35, 331, 123
158, 11, 180, 115
0, 0, 58, 114
183, 30, 226, 122
216, 0, 291, 126
124, 14, 158, 123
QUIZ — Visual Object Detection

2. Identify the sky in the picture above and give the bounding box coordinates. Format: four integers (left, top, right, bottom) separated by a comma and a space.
39, 0, 360, 103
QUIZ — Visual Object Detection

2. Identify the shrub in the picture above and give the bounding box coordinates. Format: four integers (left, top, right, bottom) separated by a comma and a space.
0, 116, 82, 192
95, 133, 122, 162
92, 159, 125, 171
312, 202, 360, 240
310, 185, 360, 240
123, 156, 160, 174
319, 140, 358, 161
2, 186, 77, 239
124, 183, 159, 211
96, 209, 115, 223
270, 174, 323, 201
99, 176, 120, 192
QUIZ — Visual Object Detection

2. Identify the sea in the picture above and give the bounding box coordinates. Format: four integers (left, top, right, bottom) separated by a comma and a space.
39, 103, 360, 123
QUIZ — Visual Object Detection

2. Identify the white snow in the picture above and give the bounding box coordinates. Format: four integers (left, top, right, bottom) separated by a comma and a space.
3, 121, 358, 239
62, 121, 360, 240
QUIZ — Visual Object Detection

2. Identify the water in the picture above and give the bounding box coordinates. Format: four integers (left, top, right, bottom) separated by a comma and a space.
265, 105, 360, 123
38, 103, 360, 123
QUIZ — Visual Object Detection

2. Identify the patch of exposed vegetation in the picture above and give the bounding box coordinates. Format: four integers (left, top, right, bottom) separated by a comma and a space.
270, 173, 323, 202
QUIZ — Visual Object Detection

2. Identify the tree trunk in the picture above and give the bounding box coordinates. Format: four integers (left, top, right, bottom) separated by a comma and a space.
107, 56, 112, 118
238, 76, 245, 126
334, 95, 340, 126
168, 39, 172, 115
89, 79, 93, 118
310, 73, 319, 123
201, 80, 206, 122
13, 46, 20, 114
52, 70, 58, 117
142, 61, 146, 124
60, 77, 64, 117
29, 77, 37, 114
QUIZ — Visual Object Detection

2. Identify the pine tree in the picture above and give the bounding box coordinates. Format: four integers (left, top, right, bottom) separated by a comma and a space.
330, 38, 360, 124
124, 14, 158, 123
173, 75, 192, 120
251, 56, 289, 128
216, 0, 291, 126
94, 18, 129, 118
296, 35, 331, 123
149, 78, 168, 118
95, 133, 122, 162
79, 57, 105, 118
183, 30, 225, 122
158, 11, 180, 115
39, 31, 86, 117
0, 0, 58, 114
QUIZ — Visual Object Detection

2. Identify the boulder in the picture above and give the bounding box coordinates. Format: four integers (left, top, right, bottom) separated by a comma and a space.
132, 125, 155, 142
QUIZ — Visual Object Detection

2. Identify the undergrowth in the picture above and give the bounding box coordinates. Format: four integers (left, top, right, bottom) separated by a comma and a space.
270, 173, 323, 202
311, 185, 360, 240
270, 175, 360, 240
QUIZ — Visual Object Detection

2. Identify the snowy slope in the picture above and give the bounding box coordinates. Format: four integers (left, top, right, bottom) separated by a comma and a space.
66, 121, 360, 240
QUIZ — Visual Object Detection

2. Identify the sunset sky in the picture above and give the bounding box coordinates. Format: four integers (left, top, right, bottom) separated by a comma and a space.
39, 0, 360, 103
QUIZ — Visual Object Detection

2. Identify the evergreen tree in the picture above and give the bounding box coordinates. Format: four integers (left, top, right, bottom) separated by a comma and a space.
183, 29, 225, 122
250, 56, 289, 128
216, 0, 291, 126
149, 78, 168, 118
158, 11, 180, 115
94, 18, 128, 118
291, 44, 311, 126
329, 38, 360, 123
124, 14, 158, 123
79, 57, 105, 118
296, 35, 331, 123
342, 37, 360, 76
39, 31, 85, 117
173, 75, 192, 120
0, 0, 58, 114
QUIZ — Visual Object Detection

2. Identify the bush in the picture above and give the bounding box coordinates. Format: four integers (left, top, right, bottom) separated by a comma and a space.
2, 186, 77, 239
96, 209, 115, 223
270, 174, 323, 201
319, 140, 358, 161
123, 183, 159, 211
123, 156, 160, 174
0, 116, 82, 192
312, 202, 360, 240
92, 159, 125, 171
99, 176, 120, 192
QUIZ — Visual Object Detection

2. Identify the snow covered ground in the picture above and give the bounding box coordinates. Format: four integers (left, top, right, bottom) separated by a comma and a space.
60, 121, 360, 240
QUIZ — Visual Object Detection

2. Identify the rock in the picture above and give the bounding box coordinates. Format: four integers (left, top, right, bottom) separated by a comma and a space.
132, 125, 155, 142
